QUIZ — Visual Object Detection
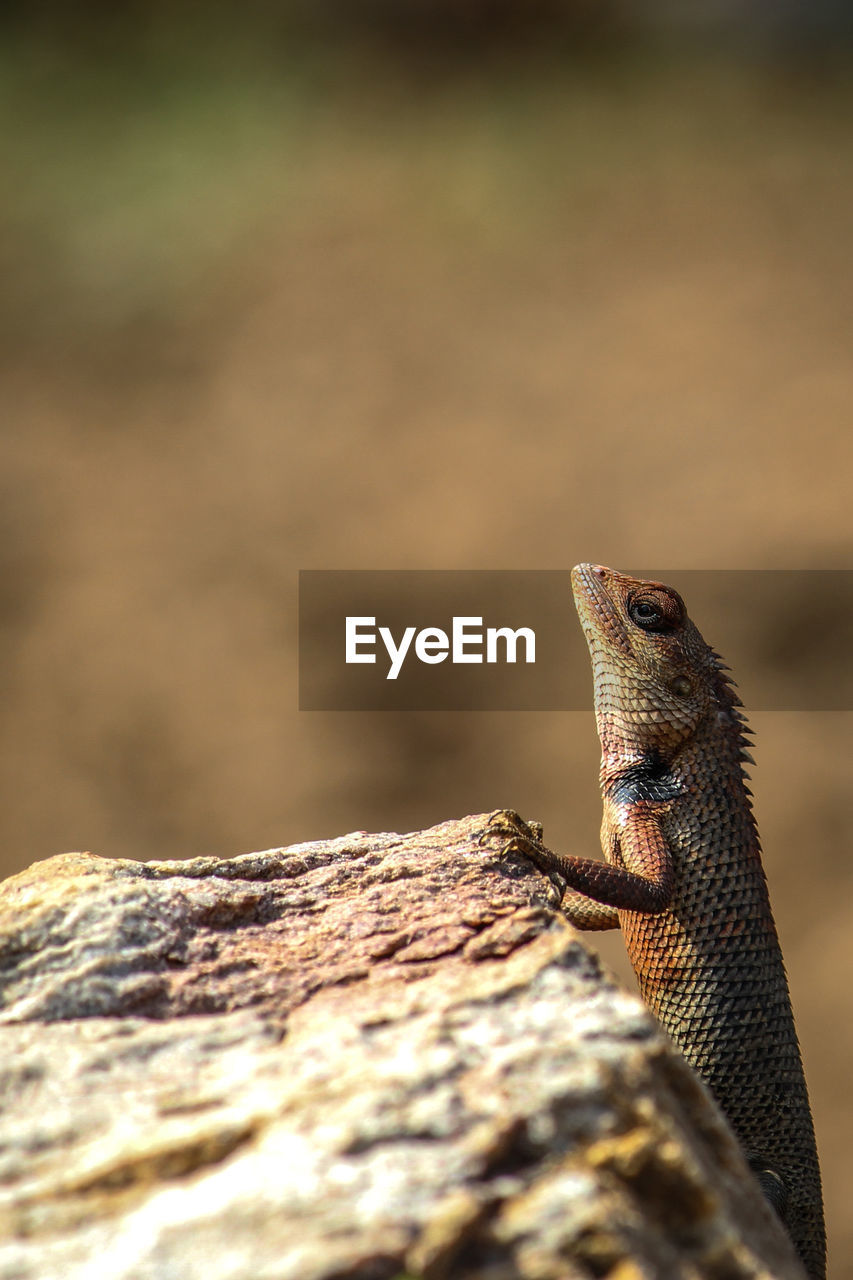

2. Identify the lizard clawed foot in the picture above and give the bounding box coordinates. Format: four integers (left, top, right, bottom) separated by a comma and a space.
479, 810, 566, 900
478, 809, 544, 847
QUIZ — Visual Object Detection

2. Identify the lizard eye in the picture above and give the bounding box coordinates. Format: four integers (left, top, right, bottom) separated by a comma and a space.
628, 589, 684, 633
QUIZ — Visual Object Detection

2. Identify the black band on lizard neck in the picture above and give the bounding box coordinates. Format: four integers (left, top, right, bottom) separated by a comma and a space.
605, 756, 683, 806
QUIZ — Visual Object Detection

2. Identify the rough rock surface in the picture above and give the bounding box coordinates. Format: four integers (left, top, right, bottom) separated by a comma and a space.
0, 815, 806, 1279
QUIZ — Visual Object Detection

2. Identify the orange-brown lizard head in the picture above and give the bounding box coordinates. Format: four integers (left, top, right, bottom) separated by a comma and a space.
571, 563, 742, 762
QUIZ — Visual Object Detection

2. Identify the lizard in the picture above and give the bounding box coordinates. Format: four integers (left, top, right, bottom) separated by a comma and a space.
485, 563, 825, 1278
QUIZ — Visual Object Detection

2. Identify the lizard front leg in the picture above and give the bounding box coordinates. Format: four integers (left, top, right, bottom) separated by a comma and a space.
481, 811, 619, 929
482, 805, 673, 917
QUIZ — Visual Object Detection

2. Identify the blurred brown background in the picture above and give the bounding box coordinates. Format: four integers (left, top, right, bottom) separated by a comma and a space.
1, 1, 851, 1272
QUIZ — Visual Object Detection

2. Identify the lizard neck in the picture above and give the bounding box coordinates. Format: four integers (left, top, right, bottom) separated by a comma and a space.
599, 699, 762, 858
597, 646, 753, 783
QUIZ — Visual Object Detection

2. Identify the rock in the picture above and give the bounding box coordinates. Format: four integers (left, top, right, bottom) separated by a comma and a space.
0, 815, 805, 1279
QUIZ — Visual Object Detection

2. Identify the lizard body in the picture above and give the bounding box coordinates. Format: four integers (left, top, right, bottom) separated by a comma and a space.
490, 563, 824, 1277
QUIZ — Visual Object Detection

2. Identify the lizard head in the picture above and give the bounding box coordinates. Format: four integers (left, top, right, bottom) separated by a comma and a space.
571, 564, 738, 759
